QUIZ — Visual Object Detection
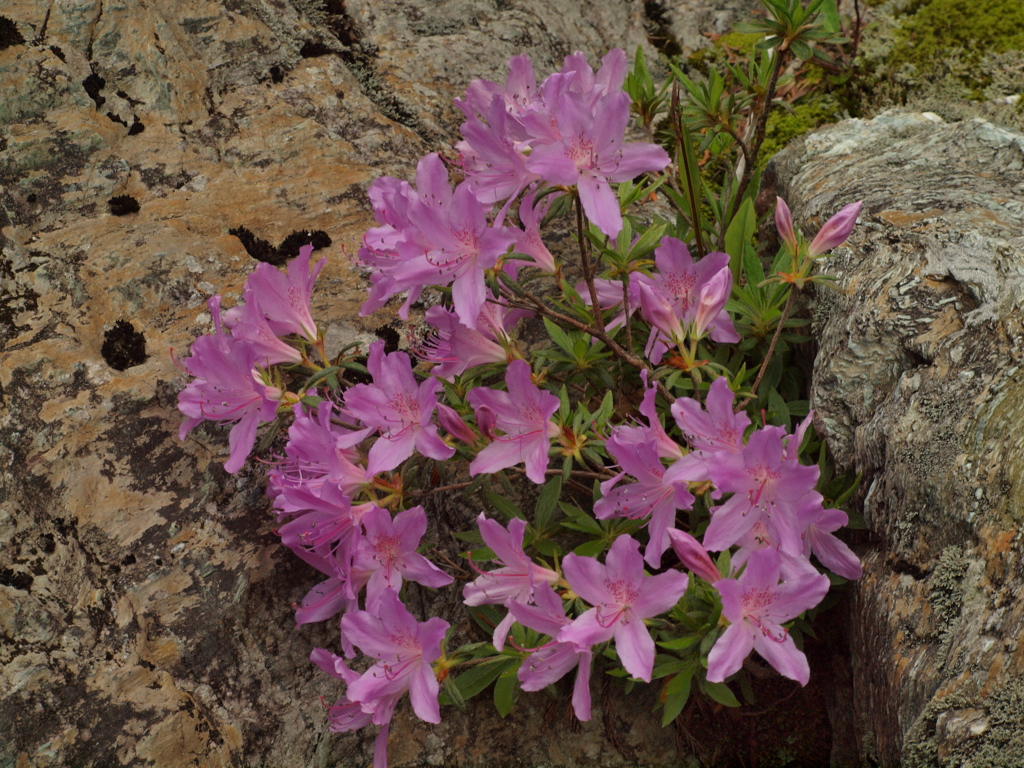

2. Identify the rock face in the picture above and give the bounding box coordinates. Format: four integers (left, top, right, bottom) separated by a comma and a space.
771, 112, 1024, 767
0, 1, 731, 766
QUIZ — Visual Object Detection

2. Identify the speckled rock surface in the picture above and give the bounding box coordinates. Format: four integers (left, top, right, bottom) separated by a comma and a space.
770, 112, 1024, 768
0, 2, 691, 766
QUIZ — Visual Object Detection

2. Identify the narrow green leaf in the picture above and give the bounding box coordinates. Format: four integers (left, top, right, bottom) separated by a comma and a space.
724, 197, 757, 284
820, 0, 840, 33
494, 667, 520, 718
453, 659, 512, 701
704, 680, 741, 707
660, 666, 695, 725
573, 539, 607, 557
543, 317, 575, 355
534, 476, 563, 532
485, 491, 527, 521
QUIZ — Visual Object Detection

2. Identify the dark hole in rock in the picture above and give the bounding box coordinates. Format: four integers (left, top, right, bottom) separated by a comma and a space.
26, 194, 37, 204
0, 17, 24, 50
101, 320, 148, 370
82, 72, 106, 109
277, 229, 332, 260
374, 324, 400, 354
229, 226, 283, 265
0, 568, 33, 591
269, 65, 284, 83
108, 195, 140, 215
41, 534, 56, 554
121, 553, 136, 566
299, 40, 336, 58
128, 118, 145, 135
106, 111, 128, 127
49, 44, 66, 61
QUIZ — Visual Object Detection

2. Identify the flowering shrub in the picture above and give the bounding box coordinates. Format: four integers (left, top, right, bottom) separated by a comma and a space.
176, 5, 863, 765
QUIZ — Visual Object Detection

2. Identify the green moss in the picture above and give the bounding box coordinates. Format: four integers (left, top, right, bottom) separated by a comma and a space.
887, 0, 1024, 91
759, 94, 842, 164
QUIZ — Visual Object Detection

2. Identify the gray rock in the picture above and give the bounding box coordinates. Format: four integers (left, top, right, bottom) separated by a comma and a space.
0, 1, 676, 766
771, 111, 1024, 768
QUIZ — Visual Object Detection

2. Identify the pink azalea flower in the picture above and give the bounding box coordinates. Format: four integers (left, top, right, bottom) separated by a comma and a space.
510, 584, 593, 721
594, 435, 701, 568
177, 296, 281, 474
343, 341, 455, 475
670, 376, 750, 458
467, 360, 561, 483
707, 549, 829, 686
559, 535, 688, 682
313, 590, 449, 768
702, 427, 821, 554
243, 243, 325, 343
416, 298, 527, 380
359, 154, 450, 318
799, 503, 862, 580
355, 506, 454, 611
463, 514, 559, 651
525, 89, 669, 239
229, 298, 304, 366
267, 401, 371, 511
456, 96, 539, 206
514, 189, 560, 274
637, 238, 739, 361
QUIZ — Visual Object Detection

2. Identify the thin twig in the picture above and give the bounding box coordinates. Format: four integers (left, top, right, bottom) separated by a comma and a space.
576, 194, 606, 336
737, 288, 796, 410
499, 284, 674, 403
621, 271, 634, 356
727, 47, 785, 224
670, 82, 707, 259
852, 0, 863, 60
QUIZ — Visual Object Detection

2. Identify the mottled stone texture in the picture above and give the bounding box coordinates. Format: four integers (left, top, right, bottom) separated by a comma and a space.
0, 2, 693, 766
771, 112, 1024, 767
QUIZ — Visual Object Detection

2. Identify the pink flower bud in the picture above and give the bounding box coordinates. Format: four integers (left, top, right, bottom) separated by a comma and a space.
807, 201, 862, 258
774, 197, 798, 254
692, 267, 732, 339
638, 282, 684, 345
667, 529, 721, 584
436, 403, 477, 444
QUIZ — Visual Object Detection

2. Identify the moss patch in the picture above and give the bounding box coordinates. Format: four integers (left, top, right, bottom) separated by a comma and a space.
882, 0, 1024, 100
760, 94, 843, 164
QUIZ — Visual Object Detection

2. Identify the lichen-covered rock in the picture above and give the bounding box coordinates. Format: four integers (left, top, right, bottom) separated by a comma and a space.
0, 2, 686, 766
770, 111, 1024, 767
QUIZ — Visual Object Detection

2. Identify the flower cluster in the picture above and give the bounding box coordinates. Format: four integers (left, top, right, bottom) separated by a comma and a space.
176, 46, 863, 768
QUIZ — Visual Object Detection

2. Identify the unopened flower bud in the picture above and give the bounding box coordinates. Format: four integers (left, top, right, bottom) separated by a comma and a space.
667, 529, 721, 584
638, 282, 684, 345
774, 197, 798, 254
808, 201, 862, 258
692, 268, 732, 339
436, 403, 476, 444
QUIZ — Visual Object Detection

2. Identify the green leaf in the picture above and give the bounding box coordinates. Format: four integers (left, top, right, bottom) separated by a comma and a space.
789, 38, 813, 60
534, 476, 563, 532
724, 197, 757, 284
543, 317, 575, 355
820, 0, 840, 33
703, 680, 741, 707
452, 659, 513, 701
661, 666, 695, 726
742, 243, 766, 285
657, 635, 702, 652
494, 666, 520, 718
484, 491, 527, 521
573, 539, 607, 557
